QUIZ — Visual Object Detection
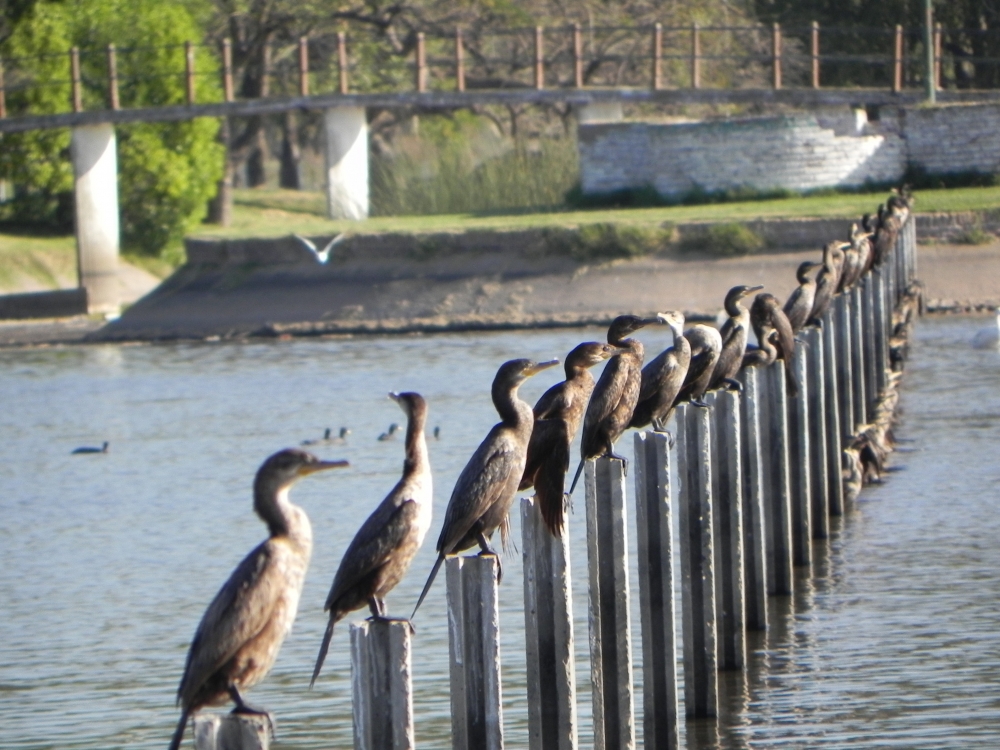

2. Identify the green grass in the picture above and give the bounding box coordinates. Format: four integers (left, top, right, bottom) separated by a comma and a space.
194, 184, 1000, 241
0, 233, 77, 291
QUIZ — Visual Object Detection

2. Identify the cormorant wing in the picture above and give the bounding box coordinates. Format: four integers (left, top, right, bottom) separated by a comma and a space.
520, 417, 569, 490
586, 355, 629, 425
532, 381, 568, 421
325, 498, 421, 612
531, 420, 572, 536
176, 540, 282, 706
638, 348, 681, 402
438, 432, 520, 555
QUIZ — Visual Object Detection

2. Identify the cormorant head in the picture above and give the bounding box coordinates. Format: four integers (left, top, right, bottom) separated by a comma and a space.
796, 260, 820, 283
389, 392, 427, 424
254, 448, 349, 495
493, 358, 560, 391
606, 314, 663, 344
725, 284, 764, 305
564, 342, 621, 372
656, 310, 686, 334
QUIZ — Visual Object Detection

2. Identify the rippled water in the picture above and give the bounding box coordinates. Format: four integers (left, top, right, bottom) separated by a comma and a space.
1, 315, 998, 749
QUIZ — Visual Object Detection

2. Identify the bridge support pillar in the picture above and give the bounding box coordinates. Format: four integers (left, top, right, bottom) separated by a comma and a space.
71, 123, 120, 313
323, 106, 369, 220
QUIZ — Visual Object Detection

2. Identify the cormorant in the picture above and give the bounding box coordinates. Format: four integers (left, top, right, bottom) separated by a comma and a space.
837, 223, 871, 293
432, 426, 441, 440
311, 393, 432, 686
750, 292, 798, 396
741, 326, 778, 368
628, 311, 691, 433
411, 358, 559, 618
808, 241, 847, 325
675, 325, 724, 407
72, 441, 108, 455
569, 314, 663, 494
168, 449, 348, 750
302, 428, 333, 446
783, 261, 820, 333
377, 423, 401, 441
520, 342, 620, 537
708, 285, 764, 392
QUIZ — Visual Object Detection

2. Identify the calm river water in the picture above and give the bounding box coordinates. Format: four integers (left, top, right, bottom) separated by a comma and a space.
1, 315, 999, 749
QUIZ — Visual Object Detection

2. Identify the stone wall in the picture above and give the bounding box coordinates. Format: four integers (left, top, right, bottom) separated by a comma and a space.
578, 103, 1000, 199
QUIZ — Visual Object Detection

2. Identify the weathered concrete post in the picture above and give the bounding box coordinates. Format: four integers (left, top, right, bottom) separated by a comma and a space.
761, 362, 793, 595
803, 327, 830, 538
350, 619, 414, 750
736, 366, 767, 631
674, 402, 718, 718
821, 313, 845, 516
633, 431, 678, 750
447, 555, 504, 750
834, 294, 855, 439
850, 286, 867, 427
873, 268, 889, 396
521, 497, 578, 750
584, 457, 636, 750
705, 390, 745, 670
786, 345, 812, 568
194, 715, 270, 750
71, 124, 119, 313
323, 106, 369, 220
861, 275, 878, 414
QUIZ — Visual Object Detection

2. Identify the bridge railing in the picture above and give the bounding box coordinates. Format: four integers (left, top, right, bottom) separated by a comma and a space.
2, 22, 1000, 121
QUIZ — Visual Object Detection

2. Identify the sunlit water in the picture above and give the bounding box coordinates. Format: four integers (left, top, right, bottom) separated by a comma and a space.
1, 316, 998, 749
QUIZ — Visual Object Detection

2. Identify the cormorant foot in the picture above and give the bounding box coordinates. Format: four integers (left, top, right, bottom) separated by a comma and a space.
691, 399, 710, 408
228, 688, 276, 739
476, 550, 503, 583
723, 377, 743, 392
609, 452, 629, 477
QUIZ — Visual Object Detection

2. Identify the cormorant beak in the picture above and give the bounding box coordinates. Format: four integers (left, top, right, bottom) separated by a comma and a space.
525, 359, 560, 376
643, 316, 666, 326
298, 459, 350, 476
388, 392, 401, 402
747, 285, 765, 294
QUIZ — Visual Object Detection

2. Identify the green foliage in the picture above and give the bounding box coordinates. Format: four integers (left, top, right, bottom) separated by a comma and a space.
0, 0, 223, 255
678, 223, 764, 257
542, 223, 672, 261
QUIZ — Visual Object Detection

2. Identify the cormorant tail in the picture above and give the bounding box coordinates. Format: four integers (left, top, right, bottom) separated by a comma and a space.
411, 553, 445, 620
310, 617, 336, 688
568, 459, 586, 495
168, 708, 192, 750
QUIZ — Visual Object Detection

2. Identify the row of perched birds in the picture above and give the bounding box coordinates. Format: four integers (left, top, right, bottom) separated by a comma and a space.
168, 188, 914, 750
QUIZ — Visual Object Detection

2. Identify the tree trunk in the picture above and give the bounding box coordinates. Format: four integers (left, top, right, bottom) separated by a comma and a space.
207, 118, 233, 225
279, 110, 301, 189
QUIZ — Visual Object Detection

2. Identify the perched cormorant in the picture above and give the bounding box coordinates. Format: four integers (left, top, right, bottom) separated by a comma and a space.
629, 311, 691, 433
411, 358, 559, 618
168, 449, 348, 750
808, 241, 847, 325
311, 393, 432, 686
750, 292, 798, 396
520, 342, 620, 537
741, 326, 778, 368
783, 261, 820, 333
837, 223, 871, 293
708, 285, 764, 392
72, 441, 109, 455
972, 308, 1000, 349
569, 314, 662, 494
377, 423, 401, 441
675, 325, 724, 407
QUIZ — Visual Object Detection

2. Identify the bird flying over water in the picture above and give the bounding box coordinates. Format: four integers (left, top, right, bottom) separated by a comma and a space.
293, 233, 345, 264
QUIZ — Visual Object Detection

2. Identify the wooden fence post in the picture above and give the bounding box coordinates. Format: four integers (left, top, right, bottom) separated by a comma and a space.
691, 24, 701, 89
893, 25, 904, 92
194, 715, 271, 750
705, 390, 745, 670
736, 366, 768, 631
70, 46, 82, 113
447, 555, 504, 750
822, 312, 845, 516
350, 620, 415, 750
652, 23, 663, 90
338, 33, 349, 94
761, 362, 793, 595
456, 28, 465, 92
934, 22, 942, 90
106, 44, 119, 111
633, 431, 678, 750
298, 37, 309, 97
772, 23, 782, 89
787, 345, 812, 568
222, 39, 234, 102
811, 21, 820, 89
185, 41, 196, 105
415, 33, 427, 93
803, 327, 830, 538
674, 402, 718, 718
521, 497, 578, 750
535, 26, 545, 90
585, 457, 636, 750
0, 58, 5, 118
574, 24, 584, 88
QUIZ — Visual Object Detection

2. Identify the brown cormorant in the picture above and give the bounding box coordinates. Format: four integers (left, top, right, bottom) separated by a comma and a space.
708, 285, 764, 392
377, 423, 401, 441
72, 441, 109, 455
411, 358, 559, 618
675, 324, 724, 407
783, 261, 820, 333
628, 311, 691, 433
569, 314, 662, 494
168, 449, 348, 750
837, 223, 871, 293
808, 241, 847, 325
741, 326, 778, 368
311, 392, 432, 686
750, 292, 798, 396
519, 342, 619, 537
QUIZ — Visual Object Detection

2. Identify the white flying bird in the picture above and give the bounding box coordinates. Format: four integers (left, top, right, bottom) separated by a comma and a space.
293, 233, 345, 264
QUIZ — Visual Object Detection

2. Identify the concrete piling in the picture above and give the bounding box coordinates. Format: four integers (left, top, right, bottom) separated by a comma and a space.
193, 714, 270, 750
584, 457, 636, 750
834, 294, 855, 440
323, 106, 369, 220
786, 345, 812, 568
674, 402, 718, 718
350, 620, 414, 750
803, 327, 830, 538
760, 362, 793, 595
736, 366, 768, 631
521, 497, 578, 750
821, 312, 845, 516
633, 431, 679, 750
446, 555, 504, 750
849, 286, 867, 427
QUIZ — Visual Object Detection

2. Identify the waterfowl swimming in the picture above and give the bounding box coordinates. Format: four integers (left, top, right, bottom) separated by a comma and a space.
378, 424, 401, 441
72, 441, 109, 455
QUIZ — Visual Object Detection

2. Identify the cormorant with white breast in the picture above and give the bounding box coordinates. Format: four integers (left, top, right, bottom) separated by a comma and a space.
168, 449, 348, 750
411, 358, 559, 618
519, 342, 619, 537
311, 392, 432, 685
708, 285, 764, 392
783, 261, 820, 333
808, 241, 846, 325
569, 314, 663, 494
675, 325, 724, 406
628, 311, 691, 434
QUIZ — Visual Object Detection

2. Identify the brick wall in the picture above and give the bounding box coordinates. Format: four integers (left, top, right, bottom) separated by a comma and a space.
903, 103, 1000, 175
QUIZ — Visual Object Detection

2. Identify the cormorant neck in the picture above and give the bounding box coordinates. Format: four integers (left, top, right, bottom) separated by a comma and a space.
725, 296, 745, 317
402, 408, 429, 477
492, 378, 530, 426
669, 322, 686, 345
254, 481, 293, 537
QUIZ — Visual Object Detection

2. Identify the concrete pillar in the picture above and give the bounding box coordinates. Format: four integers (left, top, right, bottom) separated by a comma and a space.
577, 102, 624, 124
71, 124, 120, 313
194, 714, 270, 750
323, 106, 369, 220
